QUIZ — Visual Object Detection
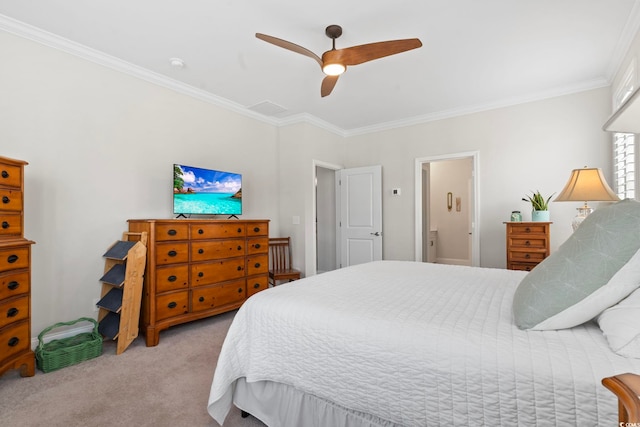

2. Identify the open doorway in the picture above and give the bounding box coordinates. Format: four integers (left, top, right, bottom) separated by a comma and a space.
415, 152, 480, 266
316, 165, 337, 274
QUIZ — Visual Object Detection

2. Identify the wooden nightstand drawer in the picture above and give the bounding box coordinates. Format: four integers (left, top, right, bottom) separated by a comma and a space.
0, 271, 29, 300
155, 223, 189, 241
155, 242, 189, 265
509, 263, 538, 272
509, 250, 546, 263
508, 237, 547, 249
191, 239, 245, 262
0, 295, 29, 329
155, 291, 189, 321
0, 247, 29, 273
0, 189, 23, 212
190, 223, 245, 239
506, 223, 548, 235
191, 280, 245, 312
247, 222, 268, 236
155, 265, 189, 293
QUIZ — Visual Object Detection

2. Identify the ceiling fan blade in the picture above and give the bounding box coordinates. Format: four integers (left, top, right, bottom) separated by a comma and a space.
321, 75, 339, 97
255, 33, 323, 68
336, 38, 422, 66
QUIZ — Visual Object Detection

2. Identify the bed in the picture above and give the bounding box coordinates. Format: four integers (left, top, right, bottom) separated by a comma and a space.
208, 200, 640, 426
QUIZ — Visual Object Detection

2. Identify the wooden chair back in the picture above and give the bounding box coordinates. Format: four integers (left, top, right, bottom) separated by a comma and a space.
268, 237, 301, 285
602, 373, 640, 423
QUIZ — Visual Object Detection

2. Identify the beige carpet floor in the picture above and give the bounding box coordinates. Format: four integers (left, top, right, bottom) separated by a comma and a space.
0, 310, 265, 427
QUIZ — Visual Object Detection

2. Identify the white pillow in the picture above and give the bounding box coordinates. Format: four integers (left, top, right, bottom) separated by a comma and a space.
598, 286, 640, 358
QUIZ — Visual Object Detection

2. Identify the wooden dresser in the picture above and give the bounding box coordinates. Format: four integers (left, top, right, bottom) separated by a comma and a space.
504, 221, 551, 271
128, 219, 269, 346
0, 156, 35, 377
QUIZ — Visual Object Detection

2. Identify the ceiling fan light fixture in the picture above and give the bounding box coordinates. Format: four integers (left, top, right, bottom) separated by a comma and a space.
322, 62, 346, 76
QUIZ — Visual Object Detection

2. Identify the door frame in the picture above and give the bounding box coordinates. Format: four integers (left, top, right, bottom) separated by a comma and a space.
414, 151, 480, 266
308, 159, 342, 276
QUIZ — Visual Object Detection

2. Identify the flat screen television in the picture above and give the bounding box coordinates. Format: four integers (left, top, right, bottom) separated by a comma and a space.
173, 164, 242, 216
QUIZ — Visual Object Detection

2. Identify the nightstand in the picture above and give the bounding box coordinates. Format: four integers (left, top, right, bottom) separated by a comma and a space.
504, 221, 551, 271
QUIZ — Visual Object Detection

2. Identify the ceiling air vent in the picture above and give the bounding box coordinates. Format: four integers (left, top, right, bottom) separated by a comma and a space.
247, 101, 287, 116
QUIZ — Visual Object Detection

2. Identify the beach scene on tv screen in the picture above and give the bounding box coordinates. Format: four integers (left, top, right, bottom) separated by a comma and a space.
173, 164, 242, 215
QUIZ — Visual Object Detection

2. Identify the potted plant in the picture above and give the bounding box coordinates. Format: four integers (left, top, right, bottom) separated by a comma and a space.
522, 191, 554, 221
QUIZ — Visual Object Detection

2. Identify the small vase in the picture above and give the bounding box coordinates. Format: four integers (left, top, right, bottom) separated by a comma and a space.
531, 210, 550, 222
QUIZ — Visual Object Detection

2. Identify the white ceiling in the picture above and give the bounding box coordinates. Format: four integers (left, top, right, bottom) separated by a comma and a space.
1, 0, 640, 135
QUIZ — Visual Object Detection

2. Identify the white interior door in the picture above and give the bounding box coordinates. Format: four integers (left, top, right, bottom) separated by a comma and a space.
337, 165, 383, 268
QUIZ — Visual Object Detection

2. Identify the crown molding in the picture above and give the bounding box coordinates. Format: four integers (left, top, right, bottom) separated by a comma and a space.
605, 0, 640, 82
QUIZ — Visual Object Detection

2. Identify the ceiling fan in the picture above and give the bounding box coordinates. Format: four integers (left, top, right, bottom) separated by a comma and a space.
256, 25, 422, 97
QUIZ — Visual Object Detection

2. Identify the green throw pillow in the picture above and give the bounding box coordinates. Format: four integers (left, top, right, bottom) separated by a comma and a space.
512, 198, 640, 330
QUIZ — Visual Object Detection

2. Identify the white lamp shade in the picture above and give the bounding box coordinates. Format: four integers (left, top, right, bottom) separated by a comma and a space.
554, 167, 619, 202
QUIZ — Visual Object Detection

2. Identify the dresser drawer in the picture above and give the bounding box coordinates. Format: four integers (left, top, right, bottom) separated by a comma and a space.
191, 279, 245, 313
506, 223, 548, 235
191, 258, 246, 286
155, 223, 189, 241
509, 250, 546, 263
155, 265, 189, 293
508, 237, 547, 249
0, 320, 30, 363
155, 242, 189, 265
247, 222, 268, 237
191, 239, 245, 262
0, 247, 29, 273
190, 223, 245, 239
0, 271, 29, 300
0, 162, 22, 189
246, 254, 268, 276
155, 291, 189, 321
0, 189, 22, 212
510, 263, 537, 272
247, 237, 268, 255
0, 213, 21, 238
0, 295, 29, 329
247, 275, 268, 297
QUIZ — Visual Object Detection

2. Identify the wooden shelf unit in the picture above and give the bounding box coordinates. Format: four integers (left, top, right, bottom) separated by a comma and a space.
128, 219, 269, 346
97, 232, 147, 355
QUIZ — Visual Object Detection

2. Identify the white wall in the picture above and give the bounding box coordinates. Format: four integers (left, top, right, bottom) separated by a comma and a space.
1, 31, 280, 335
341, 88, 614, 267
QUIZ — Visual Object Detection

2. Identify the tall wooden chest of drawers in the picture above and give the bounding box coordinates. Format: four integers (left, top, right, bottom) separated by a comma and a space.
0, 156, 35, 377
128, 219, 269, 346
505, 221, 551, 271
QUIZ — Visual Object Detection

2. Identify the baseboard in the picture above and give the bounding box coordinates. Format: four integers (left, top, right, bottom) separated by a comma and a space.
435, 257, 472, 266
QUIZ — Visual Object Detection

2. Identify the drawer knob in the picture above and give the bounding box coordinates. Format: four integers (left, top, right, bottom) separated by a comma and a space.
2, 196, 9, 204
525, 254, 531, 259
198, 272, 204, 277
8, 337, 19, 347
254, 227, 260, 232
1, 170, 8, 179
525, 266, 532, 271
198, 229, 204, 234
199, 296, 205, 302
237, 228, 242, 233
7, 281, 19, 290
253, 282, 260, 289
168, 250, 177, 257
167, 275, 177, 282
237, 266, 243, 271
198, 248, 204, 254
237, 245, 242, 251
238, 288, 243, 293
525, 241, 531, 246
168, 229, 177, 236
7, 254, 18, 264
254, 262, 261, 268
1, 221, 9, 229
254, 243, 261, 249
7, 307, 18, 318
525, 227, 531, 232
167, 302, 177, 309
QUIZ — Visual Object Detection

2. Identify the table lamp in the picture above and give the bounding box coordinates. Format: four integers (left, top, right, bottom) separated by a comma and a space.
554, 167, 620, 230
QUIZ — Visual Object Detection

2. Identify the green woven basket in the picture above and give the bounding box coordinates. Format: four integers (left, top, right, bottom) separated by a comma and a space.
36, 317, 103, 373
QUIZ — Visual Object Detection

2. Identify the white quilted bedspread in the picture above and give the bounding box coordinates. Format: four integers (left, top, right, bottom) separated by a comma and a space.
208, 260, 640, 426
